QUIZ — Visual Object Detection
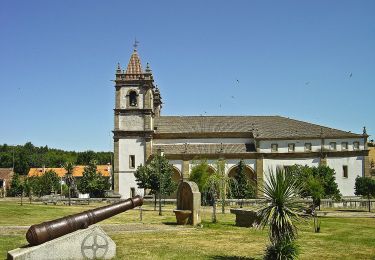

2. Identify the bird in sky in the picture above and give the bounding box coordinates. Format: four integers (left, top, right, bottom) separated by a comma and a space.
349, 73, 353, 78
305, 81, 310, 85
231, 96, 235, 99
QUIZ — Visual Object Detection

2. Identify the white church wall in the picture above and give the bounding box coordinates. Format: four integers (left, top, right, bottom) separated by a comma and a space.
118, 172, 144, 198
323, 138, 364, 151
326, 156, 363, 196
118, 137, 145, 198
154, 138, 253, 145
259, 139, 321, 153
263, 158, 320, 181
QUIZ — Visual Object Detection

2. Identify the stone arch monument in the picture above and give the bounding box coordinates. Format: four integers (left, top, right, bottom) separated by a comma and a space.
174, 181, 201, 226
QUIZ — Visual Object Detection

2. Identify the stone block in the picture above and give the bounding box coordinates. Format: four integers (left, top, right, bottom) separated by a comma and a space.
230, 208, 260, 227
7, 225, 116, 260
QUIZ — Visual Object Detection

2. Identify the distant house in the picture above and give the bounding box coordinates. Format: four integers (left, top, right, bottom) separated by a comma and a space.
28, 165, 112, 179
0, 168, 14, 197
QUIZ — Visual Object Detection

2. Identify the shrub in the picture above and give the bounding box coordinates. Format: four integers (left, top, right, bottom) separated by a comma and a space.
264, 239, 299, 260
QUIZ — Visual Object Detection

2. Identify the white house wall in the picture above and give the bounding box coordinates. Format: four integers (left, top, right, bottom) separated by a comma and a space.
326, 156, 363, 196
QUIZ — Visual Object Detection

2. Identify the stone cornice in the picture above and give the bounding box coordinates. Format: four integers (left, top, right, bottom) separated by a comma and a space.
113, 130, 154, 138
157, 150, 369, 161
153, 132, 254, 139
114, 108, 153, 115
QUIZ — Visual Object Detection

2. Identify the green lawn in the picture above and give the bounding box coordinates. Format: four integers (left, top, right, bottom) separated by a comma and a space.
0, 201, 374, 259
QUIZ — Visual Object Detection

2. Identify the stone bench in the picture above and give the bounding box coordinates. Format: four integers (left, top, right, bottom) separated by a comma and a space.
230, 208, 260, 227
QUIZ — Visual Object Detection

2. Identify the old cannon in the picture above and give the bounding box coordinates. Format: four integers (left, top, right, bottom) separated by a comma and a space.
26, 195, 143, 246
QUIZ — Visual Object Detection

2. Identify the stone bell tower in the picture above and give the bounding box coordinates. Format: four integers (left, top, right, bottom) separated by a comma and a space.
113, 45, 162, 198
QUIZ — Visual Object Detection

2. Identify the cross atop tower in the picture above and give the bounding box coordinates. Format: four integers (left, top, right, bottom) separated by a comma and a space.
133, 38, 139, 50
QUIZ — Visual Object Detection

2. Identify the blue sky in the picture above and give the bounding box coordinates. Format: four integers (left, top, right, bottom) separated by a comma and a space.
0, 0, 374, 151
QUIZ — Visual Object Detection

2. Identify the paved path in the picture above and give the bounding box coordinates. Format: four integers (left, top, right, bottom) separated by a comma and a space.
317, 210, 375, 218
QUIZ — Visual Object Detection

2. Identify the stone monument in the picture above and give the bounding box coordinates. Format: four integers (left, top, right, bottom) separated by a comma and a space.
8, 225, 116, 260
173, 181, 201, 225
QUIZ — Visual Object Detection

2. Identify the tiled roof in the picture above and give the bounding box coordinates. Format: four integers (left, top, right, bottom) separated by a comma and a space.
125, 50, 143, 79
153, 143, 256, 155
154, 116, 362, 139
28, 165, 111, 178
0, 168, 13, 180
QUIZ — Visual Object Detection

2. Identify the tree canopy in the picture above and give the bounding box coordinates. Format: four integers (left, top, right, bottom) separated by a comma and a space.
288, 165, 341, 207
355, 176, 375, 212
229, 160, 256, 200
77, 160, 111, 198
134, 154, 176, 197
0, 142, 112, 175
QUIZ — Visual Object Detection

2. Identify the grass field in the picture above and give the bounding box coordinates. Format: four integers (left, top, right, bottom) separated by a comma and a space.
0, 201, 375, 259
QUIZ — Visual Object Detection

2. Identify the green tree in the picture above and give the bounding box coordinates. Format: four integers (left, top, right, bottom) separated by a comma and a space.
230, 160, 256, 207
257, 168, 302, 259
63, 162, 75, 206
39, 170, 60, 196
23, 177, 33, 204
289, 165, 341, 208
189, 160, 211, 205
134, 154, 176, 215
355, 176, 375, 212
8, 173, 23, 197
77, 160, 110, 197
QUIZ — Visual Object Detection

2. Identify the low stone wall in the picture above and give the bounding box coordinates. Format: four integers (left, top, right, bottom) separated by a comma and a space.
230, 208, 260, 227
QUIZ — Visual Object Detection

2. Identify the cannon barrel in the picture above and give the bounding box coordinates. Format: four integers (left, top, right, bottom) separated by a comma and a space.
26, 195, 143, 246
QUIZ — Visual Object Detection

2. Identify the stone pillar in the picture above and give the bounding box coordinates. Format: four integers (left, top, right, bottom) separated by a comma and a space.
364, 155, 371, 178
256, 157, 264, 198
145, 140, 152, 161
182, 160, 190, 180
115, 88, 120, 108
114, 113, 119, 130
144, 114, 151, 131
114, 139, 120, 193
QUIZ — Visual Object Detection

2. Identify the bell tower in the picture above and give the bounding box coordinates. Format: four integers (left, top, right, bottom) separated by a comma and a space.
113, 44, 162, 198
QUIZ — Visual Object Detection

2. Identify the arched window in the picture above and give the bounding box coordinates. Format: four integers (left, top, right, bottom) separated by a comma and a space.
129, 91, 137, 107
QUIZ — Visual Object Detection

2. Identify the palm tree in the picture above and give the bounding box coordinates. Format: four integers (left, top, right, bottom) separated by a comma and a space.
63, 162, 75, 206
257, 168, 303, 259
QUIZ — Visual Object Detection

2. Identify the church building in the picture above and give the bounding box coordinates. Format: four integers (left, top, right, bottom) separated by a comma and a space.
113, 47, 371, 199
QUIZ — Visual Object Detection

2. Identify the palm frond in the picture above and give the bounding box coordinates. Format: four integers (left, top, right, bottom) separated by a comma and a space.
257, 168, 303, 244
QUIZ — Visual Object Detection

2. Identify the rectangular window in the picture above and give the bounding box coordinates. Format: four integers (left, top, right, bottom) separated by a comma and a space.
330, 142, 336, 151
271, 143, 278, 152
288, 143, 295, 152
305, 143, 312, 152
343, 165, 348, 178
341, 142, 348, 150
130, 187, 136, 197
353, 142, 360, 150
129, 155, 135, 169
